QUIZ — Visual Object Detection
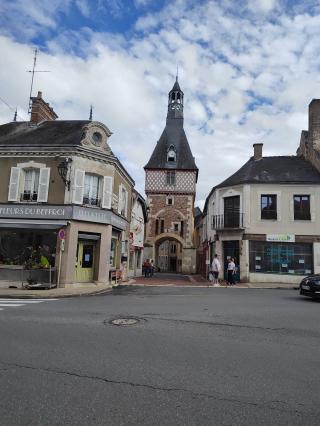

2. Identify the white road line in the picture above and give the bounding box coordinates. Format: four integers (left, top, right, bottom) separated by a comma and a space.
0, 300, 42, 303
0, 303, 25, 307
0, 299, 58, 302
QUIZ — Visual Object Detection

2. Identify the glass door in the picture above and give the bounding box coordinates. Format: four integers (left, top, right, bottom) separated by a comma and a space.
75, 241, 95, 282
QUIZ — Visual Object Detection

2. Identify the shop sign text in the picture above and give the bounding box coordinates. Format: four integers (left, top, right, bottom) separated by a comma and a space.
266, 234, 295, 243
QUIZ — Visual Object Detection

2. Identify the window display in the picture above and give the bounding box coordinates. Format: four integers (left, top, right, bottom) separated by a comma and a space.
0, 230, 56, 268
249, 241, 312, 275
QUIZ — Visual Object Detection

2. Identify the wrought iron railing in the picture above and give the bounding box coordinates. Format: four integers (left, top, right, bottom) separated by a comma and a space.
212, 213, 245, 229
83, 196, 101, 207
20, 191, 38, 202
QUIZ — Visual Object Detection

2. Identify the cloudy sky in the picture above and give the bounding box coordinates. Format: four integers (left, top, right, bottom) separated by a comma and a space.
1, 0, 320, 208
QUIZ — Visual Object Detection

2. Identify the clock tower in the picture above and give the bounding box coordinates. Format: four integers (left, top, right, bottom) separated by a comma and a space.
144, 78, 198, 274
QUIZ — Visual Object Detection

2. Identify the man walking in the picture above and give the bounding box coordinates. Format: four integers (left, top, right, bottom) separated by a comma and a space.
211, 254, 221, 286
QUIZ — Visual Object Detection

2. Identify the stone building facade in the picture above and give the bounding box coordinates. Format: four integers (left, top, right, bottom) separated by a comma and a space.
201, 100, 320, 284
144, 79, 198, 274
0, 91, 134, 288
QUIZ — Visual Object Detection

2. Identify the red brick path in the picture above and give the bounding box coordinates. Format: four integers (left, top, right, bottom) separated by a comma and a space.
129, 273, 248, 287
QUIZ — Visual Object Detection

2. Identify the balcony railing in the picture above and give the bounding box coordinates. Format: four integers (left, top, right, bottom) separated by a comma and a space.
82, 197, 101, 207
212, 213, 245, 230
20, 191, 38, 202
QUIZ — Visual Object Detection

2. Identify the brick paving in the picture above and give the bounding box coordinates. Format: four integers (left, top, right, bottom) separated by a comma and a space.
130, 273, 249, 287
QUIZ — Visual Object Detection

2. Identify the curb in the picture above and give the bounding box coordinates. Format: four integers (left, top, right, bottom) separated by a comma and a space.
0, 287, 113, 300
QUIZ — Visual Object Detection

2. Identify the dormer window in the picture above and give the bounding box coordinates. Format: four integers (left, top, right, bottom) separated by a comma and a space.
167, 145, 176, 162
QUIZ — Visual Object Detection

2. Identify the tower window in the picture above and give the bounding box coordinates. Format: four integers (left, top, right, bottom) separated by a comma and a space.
166, 171, 176, 185
167, 145, 176, 162
166, 196, 173, 205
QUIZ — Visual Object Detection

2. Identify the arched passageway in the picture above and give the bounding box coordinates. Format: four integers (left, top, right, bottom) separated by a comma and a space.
155, 237, 183, 273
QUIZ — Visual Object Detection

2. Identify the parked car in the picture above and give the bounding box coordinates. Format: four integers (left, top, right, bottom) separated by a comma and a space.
299, 275, 320, 299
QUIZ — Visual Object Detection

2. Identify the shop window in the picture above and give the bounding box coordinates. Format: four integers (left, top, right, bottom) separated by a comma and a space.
249, 241, 313, 275
110, 237, 119, 268
82, 245, 94, 268
166, 171, 176, 185
136, 250, 141, 269
294, 195, 311, 220
261, 195, 277, 220
129, 252, 134, 270
0, 230, 56, 267
83, 174, 101, 207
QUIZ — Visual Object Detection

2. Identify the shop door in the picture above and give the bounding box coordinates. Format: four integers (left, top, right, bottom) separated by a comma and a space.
76, 242, 95, 282
223, 241, 240, 282
224, 196, 240, 228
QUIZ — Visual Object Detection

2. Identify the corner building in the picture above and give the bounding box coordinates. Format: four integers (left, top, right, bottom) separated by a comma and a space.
144, 79, 198, 273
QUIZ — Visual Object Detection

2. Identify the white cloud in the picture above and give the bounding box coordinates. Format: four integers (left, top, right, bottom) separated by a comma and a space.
1, 0, 320, 205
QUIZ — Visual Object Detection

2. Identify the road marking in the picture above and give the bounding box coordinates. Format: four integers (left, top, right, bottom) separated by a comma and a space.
0, 299, 58, 302
0, 300, 42, 303
0, 298, 58, 312
0, 303, 25, 307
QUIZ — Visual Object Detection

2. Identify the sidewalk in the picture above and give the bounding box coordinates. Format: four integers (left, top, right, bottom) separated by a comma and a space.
129, 274, 298, 289
0, 282, 113, 299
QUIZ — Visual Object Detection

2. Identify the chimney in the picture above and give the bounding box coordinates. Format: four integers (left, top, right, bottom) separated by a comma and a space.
30, 91, 58, 124
308, 99, 320, 146
253, 143, 263, 161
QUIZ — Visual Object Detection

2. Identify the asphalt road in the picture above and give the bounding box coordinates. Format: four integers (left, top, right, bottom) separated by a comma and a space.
0, 286, 319, 426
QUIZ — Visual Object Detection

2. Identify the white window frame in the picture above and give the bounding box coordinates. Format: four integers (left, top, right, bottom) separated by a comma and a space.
166, 196, 174, 206
118, 184, 128, 217
8, 162, 50, 203
83, 173, 101, 207
102, 175, 113, 209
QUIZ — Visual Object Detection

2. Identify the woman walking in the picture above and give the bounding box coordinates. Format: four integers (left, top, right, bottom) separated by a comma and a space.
227, 258, 236, 286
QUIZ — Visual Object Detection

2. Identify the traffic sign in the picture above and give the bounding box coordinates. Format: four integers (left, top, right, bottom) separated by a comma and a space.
58, 229, 66, 240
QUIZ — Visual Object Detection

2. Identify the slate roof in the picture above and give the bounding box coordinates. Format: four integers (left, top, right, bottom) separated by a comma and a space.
145, 120, 198, 171
170, 79, 183, 93
0, 120, 90, 146
216, 156, 320, 188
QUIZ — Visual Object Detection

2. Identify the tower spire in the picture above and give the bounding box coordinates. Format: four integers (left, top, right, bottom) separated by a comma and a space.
89, 105, 93, 121
167, 77, 184, 121
13, 108, 17, 122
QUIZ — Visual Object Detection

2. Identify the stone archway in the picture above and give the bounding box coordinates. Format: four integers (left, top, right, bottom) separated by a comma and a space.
154, 235, 184, 273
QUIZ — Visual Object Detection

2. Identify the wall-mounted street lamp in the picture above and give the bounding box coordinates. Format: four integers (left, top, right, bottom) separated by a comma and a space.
57, 158, 72, 191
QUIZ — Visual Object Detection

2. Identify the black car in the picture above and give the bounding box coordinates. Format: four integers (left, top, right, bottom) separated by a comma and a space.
299, 275, 320, 299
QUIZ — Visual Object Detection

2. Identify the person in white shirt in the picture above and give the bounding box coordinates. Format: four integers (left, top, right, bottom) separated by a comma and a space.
227, 258, 236, 286
211, 254, 221, 286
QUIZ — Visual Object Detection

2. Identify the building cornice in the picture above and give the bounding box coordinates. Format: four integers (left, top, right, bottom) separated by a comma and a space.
0, 145, 135, 187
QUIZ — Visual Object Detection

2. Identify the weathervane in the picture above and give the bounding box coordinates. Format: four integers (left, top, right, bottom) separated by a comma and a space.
27, 48, 50, 114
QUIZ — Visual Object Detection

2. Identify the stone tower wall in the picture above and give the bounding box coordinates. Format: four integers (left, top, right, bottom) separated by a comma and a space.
145, 193, 195, 248
298, 100, 320, 174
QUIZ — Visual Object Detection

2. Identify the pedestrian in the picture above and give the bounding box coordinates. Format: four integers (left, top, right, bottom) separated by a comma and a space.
150, 259, 154, 277
143, 259, 151, 277
211, 254, 221, 286
227, 257, 236, 286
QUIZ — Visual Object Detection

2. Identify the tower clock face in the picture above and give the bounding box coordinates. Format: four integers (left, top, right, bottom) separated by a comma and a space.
171, 103, 181, 111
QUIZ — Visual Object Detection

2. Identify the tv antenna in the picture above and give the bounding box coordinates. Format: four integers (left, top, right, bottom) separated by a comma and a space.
27, 48, 50, 114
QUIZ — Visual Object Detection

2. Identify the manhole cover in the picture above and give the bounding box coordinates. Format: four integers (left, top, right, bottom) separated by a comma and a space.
110, 318, 139, 326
